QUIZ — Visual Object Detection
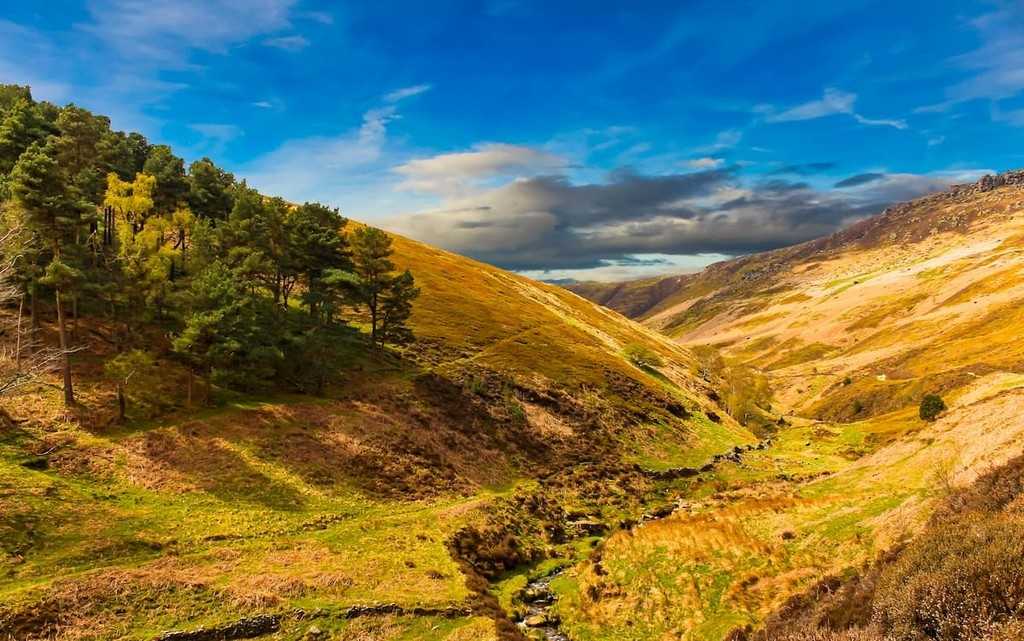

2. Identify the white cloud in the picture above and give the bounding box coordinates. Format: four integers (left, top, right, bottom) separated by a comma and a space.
384, 84, 432, 103
263, 35, 309, 52
768, 88, 857, 122
766, 88, 907, 129
694, 129, 743, 153
239, 103, 416, 211
853, 114, 908, 129
252, 100, 275, 109
916, 7, 1024, 115
394, 143, 567, 195
81, 0, 299, 62
300, 10, 334, 25
686, 157, 724, 170
188, 123, 243, 156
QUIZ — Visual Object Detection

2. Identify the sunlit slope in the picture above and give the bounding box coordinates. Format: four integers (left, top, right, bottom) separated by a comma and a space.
576, 172, 1024, 419
1, 227, 755, 640
388, 233, 756, 462
551, 374, 1024, 641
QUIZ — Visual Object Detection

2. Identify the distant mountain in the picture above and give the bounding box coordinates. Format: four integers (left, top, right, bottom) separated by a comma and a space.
571, 171, 1024, 420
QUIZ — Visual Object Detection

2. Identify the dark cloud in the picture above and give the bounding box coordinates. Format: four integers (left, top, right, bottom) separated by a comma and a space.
835, 172, 886, 188
771, 162, 837, 175
389, 168, 981, 272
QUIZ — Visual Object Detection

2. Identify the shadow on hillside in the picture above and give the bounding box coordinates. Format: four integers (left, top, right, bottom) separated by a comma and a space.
134, 429, 307, 511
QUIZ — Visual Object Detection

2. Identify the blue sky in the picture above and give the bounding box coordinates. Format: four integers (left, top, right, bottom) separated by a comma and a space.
2, 1, 1023, 281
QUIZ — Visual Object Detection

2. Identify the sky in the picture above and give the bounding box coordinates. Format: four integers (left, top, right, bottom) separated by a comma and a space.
2, 1, 1023, 282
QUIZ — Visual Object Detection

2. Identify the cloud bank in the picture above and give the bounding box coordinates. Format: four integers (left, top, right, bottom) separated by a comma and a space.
387, 157, 987, 273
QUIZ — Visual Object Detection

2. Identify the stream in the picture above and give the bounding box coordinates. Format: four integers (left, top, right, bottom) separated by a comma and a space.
514, 570, 569, 641
506, 439, 773, 641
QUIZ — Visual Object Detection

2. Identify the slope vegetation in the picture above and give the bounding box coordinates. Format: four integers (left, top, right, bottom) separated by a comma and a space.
573, 171, 1024, 420
554, 171, 1024, 640
1, 228, 751, 641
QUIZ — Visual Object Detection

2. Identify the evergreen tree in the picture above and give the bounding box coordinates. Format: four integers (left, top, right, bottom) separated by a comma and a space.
187, 158, 235, 221
143, 145, 188, 214
350, 226, 417, 348
0, 84, 32, 114
0, 98, 53, 174
9, 140, 88, 405
378, 269, 419, 348
172, 261, 283, 402
289, 202, 349, 319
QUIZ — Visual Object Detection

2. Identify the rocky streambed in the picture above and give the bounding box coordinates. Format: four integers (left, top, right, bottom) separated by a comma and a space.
514, 571, 570, 641
502, 439, 773, 641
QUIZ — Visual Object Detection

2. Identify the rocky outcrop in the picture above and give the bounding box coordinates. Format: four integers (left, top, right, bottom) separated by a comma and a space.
155, 615, 280, 641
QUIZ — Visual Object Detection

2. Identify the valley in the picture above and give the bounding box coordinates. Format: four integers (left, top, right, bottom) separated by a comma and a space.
2, 87, 1023, 641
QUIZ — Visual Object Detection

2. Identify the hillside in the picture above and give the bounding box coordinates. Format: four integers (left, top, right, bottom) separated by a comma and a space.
4, 81, 1024, 641
0, 225, 753, 641
552, 171, 1024, 640
571, 171, 1024, 419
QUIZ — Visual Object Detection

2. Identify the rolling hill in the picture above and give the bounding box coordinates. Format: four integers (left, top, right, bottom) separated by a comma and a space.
555, 170, 1024, 640
0, 224, 753, 641
570, 171, 1024, 420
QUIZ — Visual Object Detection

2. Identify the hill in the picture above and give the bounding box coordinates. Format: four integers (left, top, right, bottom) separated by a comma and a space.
554, 171, 1024, 640
1, 226, 752, 641
571, 171, 1024, 420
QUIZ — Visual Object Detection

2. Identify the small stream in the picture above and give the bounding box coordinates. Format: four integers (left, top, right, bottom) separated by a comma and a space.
513, 570, 570, 641
506, 439, 774, 640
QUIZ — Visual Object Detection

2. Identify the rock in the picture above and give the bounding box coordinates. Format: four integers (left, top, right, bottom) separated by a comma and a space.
156, 615, 281, 641
522, 586, 553, 604
304, 625, 327, 641
524, 612, 559, 627
569, 518, 607, 536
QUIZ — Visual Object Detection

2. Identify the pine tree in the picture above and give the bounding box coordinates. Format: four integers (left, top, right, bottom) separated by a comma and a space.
172, 261, 282, 402
188, 158, 235, 221
0, 98, 53, 174
378, 269, 419, 348
143, 145, 188, 214
9, 140, 88, 405
289, 202, 349, 319
350, 227, 418, 348
350, 226, 394, 346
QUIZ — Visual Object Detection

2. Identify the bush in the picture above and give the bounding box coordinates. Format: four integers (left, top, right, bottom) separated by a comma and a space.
623, 343, 664, 369
872, 516, 1024, 641
919, 394, 946, 421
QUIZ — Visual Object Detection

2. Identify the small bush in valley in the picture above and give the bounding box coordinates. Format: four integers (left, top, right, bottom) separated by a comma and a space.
623, 343, 664, 369
919, 394, 946, 421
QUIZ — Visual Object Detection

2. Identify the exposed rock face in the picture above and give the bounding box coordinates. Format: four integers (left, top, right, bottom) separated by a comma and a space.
155, 615, 281, 641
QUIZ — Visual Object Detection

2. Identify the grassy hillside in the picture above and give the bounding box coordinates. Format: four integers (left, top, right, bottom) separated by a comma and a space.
0, 226, 753, 640
572, 172, 1024, 420
551, 172, 1024, 640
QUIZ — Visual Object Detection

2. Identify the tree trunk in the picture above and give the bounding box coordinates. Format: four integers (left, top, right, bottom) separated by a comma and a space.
117, 382, 126, 421
204, 371, 212, 406
370, 291, 378, 348
186, 369, 193, 409
15, 294, 23, 371
29, 285, 39, 354
55, 286, 75, 406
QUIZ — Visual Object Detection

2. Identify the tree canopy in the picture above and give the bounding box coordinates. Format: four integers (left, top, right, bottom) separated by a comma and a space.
0, 84, 420, 408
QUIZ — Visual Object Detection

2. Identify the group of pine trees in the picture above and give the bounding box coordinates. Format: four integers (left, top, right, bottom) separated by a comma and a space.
0, 84, 419, 411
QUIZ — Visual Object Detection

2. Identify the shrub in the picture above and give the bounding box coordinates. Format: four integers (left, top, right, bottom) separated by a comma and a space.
872, 515, 1024, 641
919, 394, 947, 421
623, 343, 664, 369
